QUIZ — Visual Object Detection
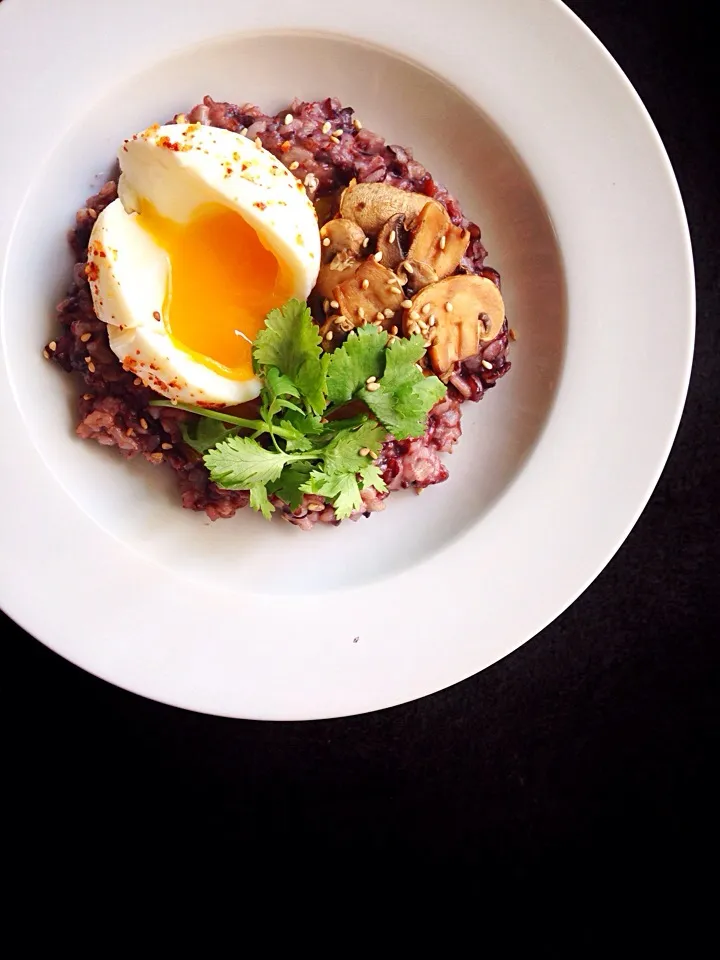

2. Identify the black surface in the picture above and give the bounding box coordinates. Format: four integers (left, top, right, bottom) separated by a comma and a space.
4, 0, 718, 865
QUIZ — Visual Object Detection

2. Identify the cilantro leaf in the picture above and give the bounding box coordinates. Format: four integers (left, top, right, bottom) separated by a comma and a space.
359, 462, 388, 494
321, 420, 387, 475
204, 437, 297, 489
302, 470, 363, 520
249, 484, 274, 520
269, 462, 314, 511
253, 299, 328, 416
326, 326, 388, 405
180, 417, 237, 454
277, 419, 314, 452
361, 334, 446, 440
264, 366, 300, 401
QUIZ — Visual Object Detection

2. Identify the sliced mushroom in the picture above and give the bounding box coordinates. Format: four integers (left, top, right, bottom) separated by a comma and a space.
319, 313, 357, 351
319, 218, 366, 264
376, 214, 409, 271
407, 202, 470, 279
334, 259, 405, 330
396, 258, 438, 292
339, 182, 442, 235
314, 250, 362, 301
402, 275, 505, 380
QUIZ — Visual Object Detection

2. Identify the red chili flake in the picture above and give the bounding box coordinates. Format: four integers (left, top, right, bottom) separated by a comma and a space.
253, 201, 267, 210
280, 140, 291, 153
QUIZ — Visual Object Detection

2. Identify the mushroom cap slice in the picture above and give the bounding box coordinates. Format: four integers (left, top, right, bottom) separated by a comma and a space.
376, 213, 409, 271
339, 182, 442, 235
334, 258, 405, 331
403, 274, 506, 379
397, 258, 438, 292
314, 250, 362, 301
407, 202, 470, 280
319, 218, 366, 264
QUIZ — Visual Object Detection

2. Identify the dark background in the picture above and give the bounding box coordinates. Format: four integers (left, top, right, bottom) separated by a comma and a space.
4, 0, 718, 867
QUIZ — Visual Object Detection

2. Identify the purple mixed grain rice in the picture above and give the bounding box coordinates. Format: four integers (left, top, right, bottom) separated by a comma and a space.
47, 96, 511, 527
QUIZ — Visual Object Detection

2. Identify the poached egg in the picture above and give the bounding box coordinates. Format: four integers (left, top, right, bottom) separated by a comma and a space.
87, 122, 320, 405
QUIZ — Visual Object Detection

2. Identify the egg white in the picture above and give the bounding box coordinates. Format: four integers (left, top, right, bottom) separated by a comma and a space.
86, 122, 320, 405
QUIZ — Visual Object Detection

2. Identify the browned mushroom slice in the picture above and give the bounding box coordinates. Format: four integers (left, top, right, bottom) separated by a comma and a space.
339, 182, 442, 235
407, 202, 470, 279
319, 218, 366, 264
396, 258, 438, 293
334, 259, 405, 330
319, 313, 357, 351
376, 214, 409, 271
402, 275, 506, 379
314, 250, 362, 301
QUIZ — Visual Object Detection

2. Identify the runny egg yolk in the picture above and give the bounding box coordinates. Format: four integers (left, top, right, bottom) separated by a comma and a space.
136, 201, 292, 378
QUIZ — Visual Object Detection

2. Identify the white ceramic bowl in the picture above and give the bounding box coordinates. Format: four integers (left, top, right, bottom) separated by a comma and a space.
0, 0, 693, 718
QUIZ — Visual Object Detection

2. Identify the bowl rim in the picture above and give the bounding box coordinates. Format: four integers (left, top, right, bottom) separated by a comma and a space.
0, 0, 694, 719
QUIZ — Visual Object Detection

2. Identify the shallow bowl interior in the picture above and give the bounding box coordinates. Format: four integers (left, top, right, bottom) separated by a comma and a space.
3, 31, 565, 595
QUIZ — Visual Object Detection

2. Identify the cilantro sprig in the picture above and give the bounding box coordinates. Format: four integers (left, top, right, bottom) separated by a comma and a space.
150, 299, 445, 521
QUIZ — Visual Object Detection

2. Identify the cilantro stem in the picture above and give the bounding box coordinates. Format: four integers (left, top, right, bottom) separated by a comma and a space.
149, 400, 299, 442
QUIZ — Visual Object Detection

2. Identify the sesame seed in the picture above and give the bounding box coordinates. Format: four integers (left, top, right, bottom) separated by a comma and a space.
366, 376, 376, 384
322, 236, 331, 247
439, 235, 447, 250
353, 118, 363, 130
133, 378, 142, 386
445, 301, 453, 312
330, 299, 339, 309
149, 453, 164, 464
87, 361, 96, 373
284, 113, 293, 124
359, 447, 370, 456
410, 310, 421, 321
289, 161, 300, 171
80, 332, 92, 342
390, 325, 398, 335
140, 418, 148, 430
330, 136, 340, 144
171, 399, 178, 405
48, 340, 57, 351
373, 250, 383, 262
358, 307, 366, 319
369, 451, 378, 459
401, 299, 413, 309
509, 327, 518, 341
423, 339, 433, 348
333, 128, 343, 137
402, 261, 414, 274
240, 127, 248, 137
376, 312, 385, 322
362, 237, 370, 248
323, 299, 330, 313
42, 349, 50, 360
361, 278, 370, 290
82, 393, 93, 400
365, 381, 381, 392
161, 442, 173, 450
254, 137, 262, 148
125, 428, 135, 437
383, 308, 394, 319
84, 355, 92, 364
482, 359, 493, 370
322, 121, 332, 134
429, 316, 437, 327
388, 230, 396, 244
422, 303, 432, 315
325, 330, 334, 341
153, 310, 162, 321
